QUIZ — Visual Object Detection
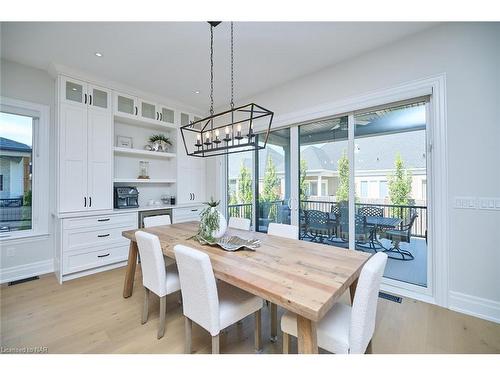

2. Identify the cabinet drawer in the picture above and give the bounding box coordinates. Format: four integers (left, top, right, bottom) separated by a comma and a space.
63, 213, 137, 230
173, 206, 203, 223
64, 225, 133, 252
63, 245, 129, 275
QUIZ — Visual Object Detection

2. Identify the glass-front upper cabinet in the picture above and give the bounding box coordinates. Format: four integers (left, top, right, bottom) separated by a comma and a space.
88, 85, 111, 111
180, 112, 190, 126
159, 106, 175, 125
61, 77, 86, 105
139, 100, 157, 121
115, 92, 138, 117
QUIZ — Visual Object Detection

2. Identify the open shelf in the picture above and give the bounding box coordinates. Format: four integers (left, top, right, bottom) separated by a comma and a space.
113, 178, 176, 184
114, 114, 177, 131
113, 147, 176, 159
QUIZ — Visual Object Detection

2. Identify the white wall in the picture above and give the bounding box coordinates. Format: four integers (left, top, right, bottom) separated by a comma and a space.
209, 23, 500, 321
0, 59, 56, 280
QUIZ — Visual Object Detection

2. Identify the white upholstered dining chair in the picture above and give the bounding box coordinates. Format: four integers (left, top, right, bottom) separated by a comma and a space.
280, 252, 388, 354
267, 223, 299, 240
228, 216, 251, 231
174, 244, 264, 354
143, 214, 175, 266
135, 231, 181, 339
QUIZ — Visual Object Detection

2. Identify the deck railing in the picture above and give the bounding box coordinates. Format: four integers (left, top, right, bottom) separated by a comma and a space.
228, 199, 427, 238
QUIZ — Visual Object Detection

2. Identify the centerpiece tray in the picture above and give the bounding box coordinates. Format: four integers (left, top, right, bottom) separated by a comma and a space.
195, 235, 260, 252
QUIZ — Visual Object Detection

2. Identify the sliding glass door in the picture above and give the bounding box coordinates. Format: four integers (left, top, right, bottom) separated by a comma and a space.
225, 96, 431, 291
298, 116, 350, 247
354, 101, 429, 287
255, 128, 291, 232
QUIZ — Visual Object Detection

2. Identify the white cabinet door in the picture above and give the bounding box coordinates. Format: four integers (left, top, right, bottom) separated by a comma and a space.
177, 166, 206, 204
114, 92, 138, 118
138, 99, 158, 122
87, 107, 113, 211
59, 102, 88, 212
88, 84, 112, 112
159, 105, 175, 125
61, 76, 88, 106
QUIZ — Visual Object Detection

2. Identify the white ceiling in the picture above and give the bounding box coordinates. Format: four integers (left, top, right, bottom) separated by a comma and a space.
1, 22, 437, 111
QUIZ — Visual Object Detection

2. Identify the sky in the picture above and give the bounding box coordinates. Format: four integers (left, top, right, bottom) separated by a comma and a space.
0, 112, 33, 147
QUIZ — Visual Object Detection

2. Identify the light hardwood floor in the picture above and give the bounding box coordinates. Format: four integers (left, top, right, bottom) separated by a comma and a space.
1, 267, 499, 354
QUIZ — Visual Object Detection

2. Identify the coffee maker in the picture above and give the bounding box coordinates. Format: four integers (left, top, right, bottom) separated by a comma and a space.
114, 186, 139, 209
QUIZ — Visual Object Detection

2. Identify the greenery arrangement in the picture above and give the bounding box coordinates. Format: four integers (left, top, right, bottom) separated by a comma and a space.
149, 134, 172, 146
198, 197, 221, 242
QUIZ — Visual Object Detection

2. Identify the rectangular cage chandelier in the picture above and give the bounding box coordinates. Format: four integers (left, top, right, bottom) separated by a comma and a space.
181, 103, 273, 157
180, 21, 273, 158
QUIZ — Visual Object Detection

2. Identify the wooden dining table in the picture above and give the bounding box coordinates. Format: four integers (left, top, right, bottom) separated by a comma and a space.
122, 221, 371, 354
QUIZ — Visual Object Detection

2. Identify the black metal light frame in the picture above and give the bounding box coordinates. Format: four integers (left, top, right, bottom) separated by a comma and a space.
180, 102, 273, 158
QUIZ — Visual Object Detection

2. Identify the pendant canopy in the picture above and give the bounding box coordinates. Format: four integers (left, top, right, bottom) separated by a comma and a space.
180, 21, 273, 158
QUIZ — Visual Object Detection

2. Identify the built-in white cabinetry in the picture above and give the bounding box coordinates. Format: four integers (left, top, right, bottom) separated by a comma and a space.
114, 92, 176, 129
177, 112, 206, 204
172, 205, 203, 223
56, 212, 137, 282
58, 76, 113, 213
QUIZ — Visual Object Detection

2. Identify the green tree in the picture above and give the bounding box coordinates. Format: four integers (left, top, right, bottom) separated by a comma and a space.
237, 162, 253, 204
388, 153, 413, 215
336, 151, 349, 203
260, 155, 280, 220
299, 159, 308, 202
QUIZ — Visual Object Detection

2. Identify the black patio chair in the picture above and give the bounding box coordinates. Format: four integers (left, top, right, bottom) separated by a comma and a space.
358, 206, 384, 250
303, 209, 333, 243
338, 214, 372, 247
379, 209, 418, 261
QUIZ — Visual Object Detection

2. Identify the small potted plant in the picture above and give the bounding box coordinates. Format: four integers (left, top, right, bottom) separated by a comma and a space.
198, 197, 227, 241
149, 134, 172, 152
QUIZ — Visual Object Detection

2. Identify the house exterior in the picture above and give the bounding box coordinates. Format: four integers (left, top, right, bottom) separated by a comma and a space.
0, 137, 32, 204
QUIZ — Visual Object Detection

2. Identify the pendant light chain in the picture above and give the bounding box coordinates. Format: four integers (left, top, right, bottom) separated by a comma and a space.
210, 24, 214, 116
230, 22, 234, 109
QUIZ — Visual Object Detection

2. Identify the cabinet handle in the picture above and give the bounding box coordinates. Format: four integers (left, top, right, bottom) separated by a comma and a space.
160, 112, 163, 121
191, 209, 198, 212
97, 218, 110, 222
135, 106, 138, 115
97, 253, 110, 258
193, 193, 196, 201
97, 234, 110, 238
156, 112, 159, 120
89, 94, 92, 106
84, 197, 87, 207
89, 197, 92, 207
84, 93, 87, 104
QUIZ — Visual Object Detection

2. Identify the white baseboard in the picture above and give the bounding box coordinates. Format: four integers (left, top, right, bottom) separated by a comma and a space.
0, 259, 54, 284
449, 291, 500, 324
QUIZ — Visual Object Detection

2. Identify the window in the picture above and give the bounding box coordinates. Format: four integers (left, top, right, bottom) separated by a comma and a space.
360, 181, 368, 198
321, 181, 328, 196
0, 97, 49, 239
309, 181, 318, 196
379, 180, 388, 199
0, 112, 33, 233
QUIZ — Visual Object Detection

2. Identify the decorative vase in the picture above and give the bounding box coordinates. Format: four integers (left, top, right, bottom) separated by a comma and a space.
211, 209, 227, 239
160, 140, 169, 152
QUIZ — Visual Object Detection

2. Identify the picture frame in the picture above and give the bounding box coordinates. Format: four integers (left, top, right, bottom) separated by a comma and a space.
116, 135, 133, 148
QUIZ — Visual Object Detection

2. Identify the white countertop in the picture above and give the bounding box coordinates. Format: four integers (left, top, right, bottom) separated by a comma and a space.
53, 203, 205, 219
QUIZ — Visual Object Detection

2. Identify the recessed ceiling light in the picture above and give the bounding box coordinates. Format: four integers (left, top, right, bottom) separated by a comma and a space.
95, 52, 103, 57
194, 90, 200, 94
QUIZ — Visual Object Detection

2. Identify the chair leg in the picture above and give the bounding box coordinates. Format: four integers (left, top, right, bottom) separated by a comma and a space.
157, 295, 166, 339
270, 303, 278, 342
141, 287, 150, 324
384, 240, 415, 261
254, 309, 263, 353
211, 334, 220, 354
283, 332, 290, 354
184, 317, 192, 354
365, 340, 373, 354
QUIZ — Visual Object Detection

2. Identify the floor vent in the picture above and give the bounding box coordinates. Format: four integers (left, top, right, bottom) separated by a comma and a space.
8, 276, 39, 286
378, 292, 402, 303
